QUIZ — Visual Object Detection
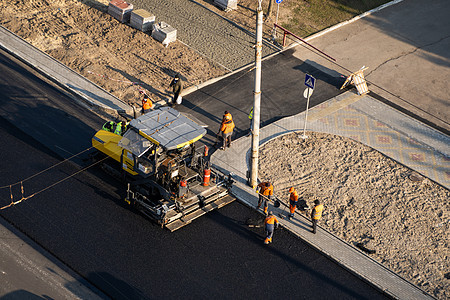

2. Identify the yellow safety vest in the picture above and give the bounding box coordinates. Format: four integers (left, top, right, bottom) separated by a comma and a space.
312, 204, 324, 220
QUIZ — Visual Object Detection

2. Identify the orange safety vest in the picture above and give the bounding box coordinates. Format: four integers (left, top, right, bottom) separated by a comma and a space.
290, 191, 298, 202
142, 97, 152, 110
265, 215, 279, 225
220, 113, 235, 134
258, 182, 273, 196
312, 204, 324, 220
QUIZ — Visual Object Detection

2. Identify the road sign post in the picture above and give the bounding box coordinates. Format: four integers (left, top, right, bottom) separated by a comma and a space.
302, 74, 316, 139
272, 0, 283, 42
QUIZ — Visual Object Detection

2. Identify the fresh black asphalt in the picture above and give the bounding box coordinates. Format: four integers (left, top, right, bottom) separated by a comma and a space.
0, 50, 388, 299
177, 48, 346, 150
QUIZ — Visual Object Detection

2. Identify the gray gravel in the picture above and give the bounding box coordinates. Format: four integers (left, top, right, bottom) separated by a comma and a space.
132, 0, 279, 70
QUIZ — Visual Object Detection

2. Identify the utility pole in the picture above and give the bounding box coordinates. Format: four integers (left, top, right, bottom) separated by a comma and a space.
250, 0, 263, 188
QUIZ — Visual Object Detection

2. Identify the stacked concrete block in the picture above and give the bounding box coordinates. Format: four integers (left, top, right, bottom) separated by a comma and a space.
152, 22, 177, 47
130, 9, 155, 32
214, 0, 238, 11
108, 0, 133, 23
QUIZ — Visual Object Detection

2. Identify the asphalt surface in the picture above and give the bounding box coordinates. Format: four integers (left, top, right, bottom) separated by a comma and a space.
176, 48, 346, 150
0, 49, 388, 298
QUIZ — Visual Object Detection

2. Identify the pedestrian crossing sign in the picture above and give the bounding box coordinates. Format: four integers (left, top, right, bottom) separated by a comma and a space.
305, 74, 316, 89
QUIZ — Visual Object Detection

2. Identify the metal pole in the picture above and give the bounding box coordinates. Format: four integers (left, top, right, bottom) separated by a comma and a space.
302, 88, 311, 139
250, 1, 263, 188
276, 3, 280, 25
272, 3, 280, 42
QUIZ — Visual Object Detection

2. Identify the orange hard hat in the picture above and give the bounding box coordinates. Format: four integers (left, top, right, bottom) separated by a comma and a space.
289, 187, 295, 193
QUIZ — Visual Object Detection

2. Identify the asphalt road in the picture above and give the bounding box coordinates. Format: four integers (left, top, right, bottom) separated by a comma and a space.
0, 50, 388, 298
177, 48, 346, 150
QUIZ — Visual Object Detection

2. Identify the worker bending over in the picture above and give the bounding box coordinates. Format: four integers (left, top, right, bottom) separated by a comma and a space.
256, 181, 273, 215
264, 211, 279, 244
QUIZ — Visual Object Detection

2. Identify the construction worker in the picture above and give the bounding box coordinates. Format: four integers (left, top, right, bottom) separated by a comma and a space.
310, 200, 324, 234
102, 121, 116, 132
264, 211, 279, 244
217, 111, 235, 150
141, 93, 153, 114
114, 121, 129, 136
288, 187, 298, 219
247, 107, 253, 136
169, 74, 183, 106
178, 178, 188, 199
256, 181, 273, 215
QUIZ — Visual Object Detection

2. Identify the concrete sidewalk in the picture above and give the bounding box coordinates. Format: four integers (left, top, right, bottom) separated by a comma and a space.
211, 91, 447, 300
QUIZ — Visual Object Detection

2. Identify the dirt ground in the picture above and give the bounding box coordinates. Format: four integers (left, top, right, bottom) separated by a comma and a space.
0, 0, 228, 107
1, 0, 448, 299
259, 132, 449, 299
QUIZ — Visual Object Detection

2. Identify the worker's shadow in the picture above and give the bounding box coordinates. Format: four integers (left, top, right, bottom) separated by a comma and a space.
105, 65, 168, 100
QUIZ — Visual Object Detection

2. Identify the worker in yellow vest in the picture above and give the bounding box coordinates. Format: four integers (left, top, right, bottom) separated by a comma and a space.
310, 200, 324, 234
264, 211, 279, 244
102, 120, 116, 132
114, 121, 129, 136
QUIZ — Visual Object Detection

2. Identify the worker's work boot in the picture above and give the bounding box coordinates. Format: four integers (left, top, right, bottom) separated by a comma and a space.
264, 238, 269, 244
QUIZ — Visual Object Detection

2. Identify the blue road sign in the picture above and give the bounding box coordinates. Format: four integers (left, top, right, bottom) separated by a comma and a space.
276, 0, 284, 3
305, 74, 316, 89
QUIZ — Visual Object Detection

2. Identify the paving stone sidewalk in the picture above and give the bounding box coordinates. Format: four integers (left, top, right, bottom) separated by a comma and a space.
131, 0, 280, 70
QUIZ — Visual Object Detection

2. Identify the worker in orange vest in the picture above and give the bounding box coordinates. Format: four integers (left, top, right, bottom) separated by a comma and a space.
217, 111, 235, 150
264, 211, 279, 244
288, 187, 298, 219
310, 200, 324, 234
141, 93, 153, 114
256, 181, 273, 215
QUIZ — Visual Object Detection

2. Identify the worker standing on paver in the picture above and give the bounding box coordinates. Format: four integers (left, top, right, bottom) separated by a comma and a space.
310, 200, 324, 234
264, 211, 279, 244
288, 187, 298, 219
169, 74, 183, 106
256, 181, 273, 215
217, 111, 235, 150
102, 120, 116, 132
114, 121, 129, 136
141, 92, 153, 114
